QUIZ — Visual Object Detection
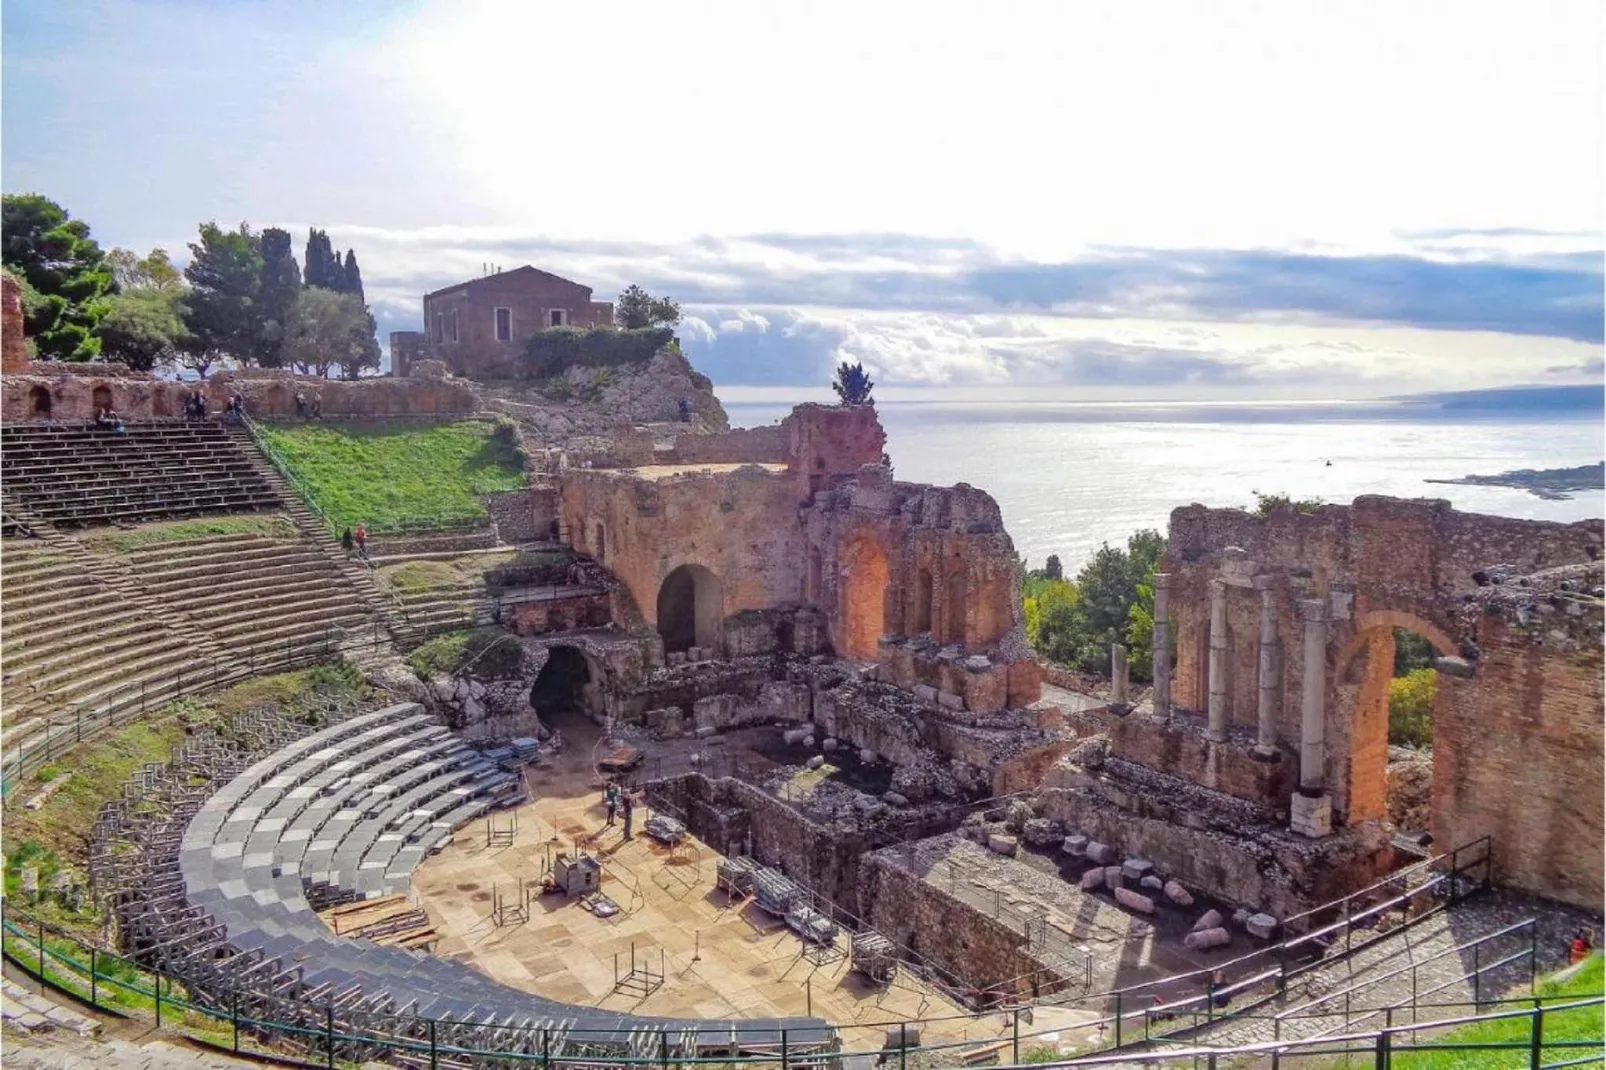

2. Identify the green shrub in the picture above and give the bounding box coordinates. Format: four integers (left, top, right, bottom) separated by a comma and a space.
1252, 491, 1324, 516
1389, 667, 1436, 747
521, 326, 673, 378
408, 630, 472, 680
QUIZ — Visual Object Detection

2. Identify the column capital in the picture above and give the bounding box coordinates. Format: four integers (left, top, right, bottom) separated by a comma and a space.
1298, 597, 1327, 623
1251, 573, 1278, 592
1152, 572, 1172, 590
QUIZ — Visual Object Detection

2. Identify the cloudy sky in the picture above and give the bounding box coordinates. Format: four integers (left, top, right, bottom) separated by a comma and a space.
4, 0, 1601, 399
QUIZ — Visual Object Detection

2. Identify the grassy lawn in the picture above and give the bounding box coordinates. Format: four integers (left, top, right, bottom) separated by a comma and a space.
257, 419, 524, 532
82, 514, 300, 553
405, 626, 525, 680
1392, 953, 1603, 1069
378, 551, 515, 595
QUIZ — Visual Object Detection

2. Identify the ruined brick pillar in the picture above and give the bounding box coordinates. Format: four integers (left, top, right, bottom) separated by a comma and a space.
1111, 643, 1129, 704
1151, 573, 1172, 718
1206, 579, 1229, 742
2, 271, 29, 373
1254, 576, 1280, 756
1292, 597, 1334, 838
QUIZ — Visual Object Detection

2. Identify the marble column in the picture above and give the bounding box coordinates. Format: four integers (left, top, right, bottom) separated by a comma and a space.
1111, 644, 1129, 704
1206, 578, 1229, 742
1298, 598, 1328, 792
1254, 576, 1280, 756
1151, 573, 1171, 718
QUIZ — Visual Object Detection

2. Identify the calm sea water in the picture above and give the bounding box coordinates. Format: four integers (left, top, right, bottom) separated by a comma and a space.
726, 401, 1605, 573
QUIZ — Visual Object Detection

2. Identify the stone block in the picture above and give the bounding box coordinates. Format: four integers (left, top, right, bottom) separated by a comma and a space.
1184, 926, 1231, 951
913, 684, 938, 703
963, 655, 993, 672
1290, 792, 1333, 838
859, 748, 878, 765
1062, 834, 1088, 856
1085, 841, 1114, 865
1140, 874, 1164, 893
882, 791, 909, 807
1164, 880, 1194, 907
668, 651, 686, 667
1246, 912, 1279, 939
694, 725, 716, 739
987, 833, 1019, 856
937, 691, 966, 710
822, 737, 838, 751
1431, 655, 1475, 679
1080, 867, 1106, 890
784, 727, 809, 745
1114, 887, 1155, 913
1121, 858, 1155, 882
805, 755, 825, 770
687, 646, 702, 662
1103, 866, 1124, 890
1192, 908, 1224, 932
1231, 908, 1251, 929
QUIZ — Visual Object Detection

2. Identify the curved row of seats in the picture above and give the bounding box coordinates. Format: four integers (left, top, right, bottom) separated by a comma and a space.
179, 705, 835, 1058
1, 421, 280, 527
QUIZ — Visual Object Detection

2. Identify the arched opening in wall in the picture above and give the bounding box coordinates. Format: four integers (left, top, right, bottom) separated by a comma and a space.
1334, 612, 1454, 836
945, 569, 967, 646
913, 567, 933, 634
91, 384, 113, 413
593, 522, 606, 564
657, 564, 723, 654
529, 645, 597, 726
841, 537, 890, 660
29, 386, 50, 415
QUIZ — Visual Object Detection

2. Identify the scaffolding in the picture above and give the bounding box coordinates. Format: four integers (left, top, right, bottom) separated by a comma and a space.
613, 941, 665, 999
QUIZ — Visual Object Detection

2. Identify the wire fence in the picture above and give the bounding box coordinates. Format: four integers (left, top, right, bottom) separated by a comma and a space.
2, 906, 1599, 1070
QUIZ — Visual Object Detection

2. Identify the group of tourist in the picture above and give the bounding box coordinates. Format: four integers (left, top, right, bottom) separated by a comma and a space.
93, 407, 126, 435
183, 390, 209, 420
340, 524, 369, 559
293, 392, 323, 419
602, 781, 637, 840
223, 394, 246, 423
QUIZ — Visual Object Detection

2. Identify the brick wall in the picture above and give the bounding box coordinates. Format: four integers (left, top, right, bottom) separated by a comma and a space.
2, 272, 27, 373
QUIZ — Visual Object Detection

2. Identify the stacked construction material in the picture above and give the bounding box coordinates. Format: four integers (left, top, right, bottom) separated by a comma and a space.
851, 931, 897, 982
645, 814, 686, 844
509, 737, 540, 763
786, 903, 839, 947
752, 867, 802, 916
717, 856, 758, 897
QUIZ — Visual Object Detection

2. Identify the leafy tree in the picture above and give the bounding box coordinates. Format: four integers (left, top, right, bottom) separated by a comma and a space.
1029, 529, 1167, 677
285, 287, 369, 377
1044, 554, 1063, 581
1388, 667, 1436, 747
614, 284, 681, 329
256, 228, 302, 367
1393, 629, 1435, 676
98, 288, 189, 372
1, 193, 114, 360
105, 246, 182, 293
832, 360, 875, 405
1024, 574, 1079, 663
180, 221, 264, 375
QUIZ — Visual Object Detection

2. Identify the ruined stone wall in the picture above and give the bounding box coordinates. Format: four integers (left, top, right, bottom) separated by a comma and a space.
505, 593, 613, 636
669, 424, 789, 466
1, 366, 482, 422
485, 488, 540, 543
2, 271, 28, 373
1433, 618, 1604, 910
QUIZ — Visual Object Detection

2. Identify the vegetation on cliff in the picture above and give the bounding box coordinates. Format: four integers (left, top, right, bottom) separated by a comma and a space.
521, 326, 675, 378
259, 418, 524, 531
833, 360, 876, 405
613, 284, 681, 329
1025, 529, 1166, 678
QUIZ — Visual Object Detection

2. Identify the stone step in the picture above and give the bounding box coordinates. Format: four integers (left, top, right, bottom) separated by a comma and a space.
2, 615, 167, 674
15, 633, 196, 698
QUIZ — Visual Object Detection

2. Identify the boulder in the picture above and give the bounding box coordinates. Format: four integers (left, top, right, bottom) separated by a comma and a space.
1184, 927, 1231, 951
882, 791, 910, 807
859, 749, 878, 765
1140, 875, 1164, 893
987, 833, 1019, 857
1062, 834, 1089, 856
822, 737, 838, 752
1231, 908, 1251, 929
1114, 887, 1155, 914
913, 684, 938, 703
1022, 818, 1062, 847
937, 691, 966, 710
784, 727, 809, 745
963, 654, 993, 672
805, 755, 825, 770
1080, 867, 1106, 891
1164, 880, 1194, 907
1085, 841, 1115, 865
694, 725, 717, 739
1004, 800, 1034, 833
1121, 858, 1155, 882
1245, 913, 1279, 940
1103, 866, 1124, 890
1192, 909, 1224, 932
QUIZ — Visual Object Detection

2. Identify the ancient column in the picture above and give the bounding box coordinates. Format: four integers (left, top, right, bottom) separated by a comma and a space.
1206, 579, 1229, 742
1111, 644, 1129, 705
1298, 598, 1327, 791
1254, 577, 1280, 756
1151, 573, 1171, 718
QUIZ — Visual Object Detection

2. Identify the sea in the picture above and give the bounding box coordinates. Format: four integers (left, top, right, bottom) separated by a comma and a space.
725, 400, 1605, 573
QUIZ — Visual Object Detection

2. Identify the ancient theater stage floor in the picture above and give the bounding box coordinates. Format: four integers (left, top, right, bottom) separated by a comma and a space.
409, 718, 1103, 1055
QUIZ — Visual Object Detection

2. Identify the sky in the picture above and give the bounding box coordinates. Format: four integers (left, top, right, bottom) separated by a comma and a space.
3, 0, 1602, 399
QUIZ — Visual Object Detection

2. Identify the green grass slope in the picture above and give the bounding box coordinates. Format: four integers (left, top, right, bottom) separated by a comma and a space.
258, 419, 524, 532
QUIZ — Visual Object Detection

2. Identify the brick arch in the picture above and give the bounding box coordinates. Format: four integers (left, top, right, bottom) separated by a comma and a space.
1335, 609, 1456, 677
840, 536, 890, 660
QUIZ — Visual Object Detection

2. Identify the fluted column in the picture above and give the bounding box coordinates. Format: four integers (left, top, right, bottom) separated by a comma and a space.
1151, 573, 1171, 718
1206, 578, 1229, 742
1254, 577, 1280, 756
1299, 598, 1328, 792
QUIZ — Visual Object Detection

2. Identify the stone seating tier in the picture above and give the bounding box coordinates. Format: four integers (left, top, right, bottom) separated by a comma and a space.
178, 704, 834, 1056
0, 421, 281, 527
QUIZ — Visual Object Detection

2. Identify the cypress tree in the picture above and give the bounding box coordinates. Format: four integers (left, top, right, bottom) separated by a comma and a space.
303, 228, 337, 290
257, 227, 302, 367
342, 249, 365, 302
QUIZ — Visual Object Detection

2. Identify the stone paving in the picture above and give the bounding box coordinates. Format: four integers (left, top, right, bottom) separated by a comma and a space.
411, 716, 1105, 1056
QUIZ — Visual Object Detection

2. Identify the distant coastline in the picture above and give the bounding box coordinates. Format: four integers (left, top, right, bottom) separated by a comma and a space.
1425, 462, 1605, 501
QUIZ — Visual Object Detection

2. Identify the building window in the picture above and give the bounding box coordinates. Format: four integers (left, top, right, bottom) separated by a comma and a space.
549, 309, 567, 327
495, 307, 512, 342
449, 309, 459, 343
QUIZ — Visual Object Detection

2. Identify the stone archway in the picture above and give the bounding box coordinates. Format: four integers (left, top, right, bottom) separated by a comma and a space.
841, 537, 890, 660
1334, 610, 1457, 827
29, 385, 50, 415
657, 564, 722, 654
91, 384, 113, 413
529, 644, 598, 724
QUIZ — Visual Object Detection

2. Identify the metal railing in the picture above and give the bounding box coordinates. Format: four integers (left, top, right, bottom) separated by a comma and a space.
2, 907, 1598, 1069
